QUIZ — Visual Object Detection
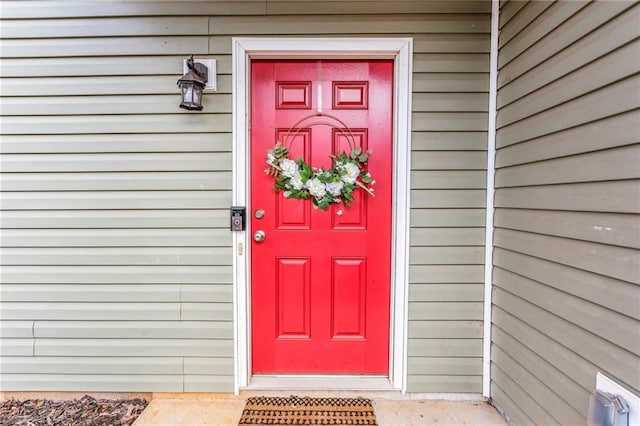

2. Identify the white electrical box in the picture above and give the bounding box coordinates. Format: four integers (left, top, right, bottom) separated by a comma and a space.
589, 372, 639, 426
182, 58, 216, 91
588, 389, 629, 426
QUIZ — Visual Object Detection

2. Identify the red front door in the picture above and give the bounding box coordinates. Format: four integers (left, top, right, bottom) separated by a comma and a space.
250, 60, 393, 374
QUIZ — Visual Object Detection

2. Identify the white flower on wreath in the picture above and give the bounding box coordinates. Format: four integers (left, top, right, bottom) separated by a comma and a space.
340, 162, 360, 184
266, 153, 276, 166
305, 177, 326, 198
290, 172, 304, 190
280, 159, 298, 178
326, 180, 344, 197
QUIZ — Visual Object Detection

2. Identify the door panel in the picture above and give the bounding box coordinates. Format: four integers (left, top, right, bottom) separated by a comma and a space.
251, 60, 393, 374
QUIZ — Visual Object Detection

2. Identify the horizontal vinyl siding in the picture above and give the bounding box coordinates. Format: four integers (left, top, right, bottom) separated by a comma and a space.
0, 1, 234, 393
492, 2, 640, 424
406, 5, 490, 393
0, 0, 491, 393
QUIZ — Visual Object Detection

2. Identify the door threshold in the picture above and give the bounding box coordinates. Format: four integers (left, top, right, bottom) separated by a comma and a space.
244, 375, 397, 392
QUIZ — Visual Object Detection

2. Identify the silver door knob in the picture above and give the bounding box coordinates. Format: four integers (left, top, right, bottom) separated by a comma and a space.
253, 230, 266, 243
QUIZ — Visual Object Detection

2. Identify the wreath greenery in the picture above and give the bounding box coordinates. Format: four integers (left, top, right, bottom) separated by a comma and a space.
265, 142, 375, 211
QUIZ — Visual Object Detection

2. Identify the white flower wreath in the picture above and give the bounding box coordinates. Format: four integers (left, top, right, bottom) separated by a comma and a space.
265, 142, 375, 211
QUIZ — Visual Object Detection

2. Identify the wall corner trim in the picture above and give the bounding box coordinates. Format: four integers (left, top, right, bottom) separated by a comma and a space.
483, 0, 500, 399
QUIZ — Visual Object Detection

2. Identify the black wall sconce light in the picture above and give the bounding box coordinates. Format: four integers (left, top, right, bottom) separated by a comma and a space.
177, 55, 209, 111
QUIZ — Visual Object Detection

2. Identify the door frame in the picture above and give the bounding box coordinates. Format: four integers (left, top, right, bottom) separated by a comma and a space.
232, 37, 413, 393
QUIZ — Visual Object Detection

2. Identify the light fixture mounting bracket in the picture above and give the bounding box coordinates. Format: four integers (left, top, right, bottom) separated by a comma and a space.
182, 57, 217, 91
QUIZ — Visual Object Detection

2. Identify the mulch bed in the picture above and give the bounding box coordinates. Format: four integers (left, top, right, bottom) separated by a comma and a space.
0, 395, 148, 426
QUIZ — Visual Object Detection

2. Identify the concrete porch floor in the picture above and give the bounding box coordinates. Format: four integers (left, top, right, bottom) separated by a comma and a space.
132, 392, 507, 426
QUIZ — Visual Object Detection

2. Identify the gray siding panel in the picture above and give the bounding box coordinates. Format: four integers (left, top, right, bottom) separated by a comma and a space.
410, 209, 485, 227
3, 357, 184, 375
1, 229, 232, 247
1, 75, 231, 96
493, 209, 640, 249
497, 77, 639, 147
0, 247, 231, 266
0, 17, 210, 38
490, 379, 534, 426
414, 53, 489, 73
497, 1, 588, 66
494, 267, 638, 354
1, 375, 184, 392
410, 228, 485, 246
406, 375, 482, 394
497, 1, 636, 88
498, 45, 640, 127
1, 114, 233, 134
0, 1, 266, 18
265, 1, 491, 15
0, 133, 232, 154
411, 189, 486, 208
1, 191, 232, 210
408, 338, 482, 358
494, 229, 639, 284
183, 375, 234, 392
408, 321, 483, 339
409, 265, 483, 284
184, 357, 234, 375
407, 357, 482, 376
411, 171, 487, 189
494, 288, 639, 394
493, 4, 640, 421
208, 15, 490, 34
1, 303, 182, 321
412, 152, 487, 170
0, 37, 212, 58
1, 172, 232, 192
495, 145, 640, 187
495, 110, 640, 168
3, 285, 232, 304
0, 210, 228, 229
34, 321, 233, 339
0, 1, 491, 393
491, 352, 561, 425
495, 181, 640, 213
413, 74, 489, 94
409, 303, 483, 321
34, 339, 233, 358
492, 327, 590, 416
0, 56, 232, 78
497, 0, 554, 49
493, 307, 601, 393
2, 339, 34, 356
498, 9, 640, 108
409, 246, 484, 264
494, 248, 639, 320
1, 321, 34, 338
2, 94, 232, 115
1, 266, 232, 284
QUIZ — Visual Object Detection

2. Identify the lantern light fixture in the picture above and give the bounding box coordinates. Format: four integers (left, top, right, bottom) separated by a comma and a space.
177, 55, 208, 111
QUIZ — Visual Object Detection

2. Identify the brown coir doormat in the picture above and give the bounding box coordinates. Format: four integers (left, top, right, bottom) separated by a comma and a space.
238, 395, 377, 425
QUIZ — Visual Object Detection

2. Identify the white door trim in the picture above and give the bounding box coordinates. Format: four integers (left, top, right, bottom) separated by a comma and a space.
231, 37, 413, 394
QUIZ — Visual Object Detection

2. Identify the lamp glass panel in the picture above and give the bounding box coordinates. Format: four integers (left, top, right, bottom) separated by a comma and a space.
192, 86, 202, 105
182, 85, 193, 102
